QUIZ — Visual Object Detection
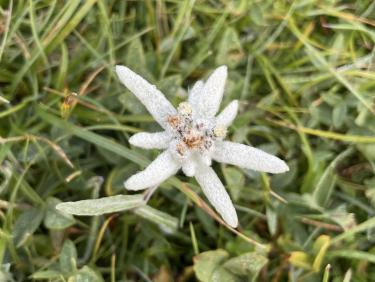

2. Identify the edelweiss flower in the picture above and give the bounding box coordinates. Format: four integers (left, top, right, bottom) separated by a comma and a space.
116, 65, 289, 227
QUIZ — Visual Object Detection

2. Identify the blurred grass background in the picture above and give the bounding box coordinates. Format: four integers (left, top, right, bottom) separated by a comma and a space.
1, 0, 375, 281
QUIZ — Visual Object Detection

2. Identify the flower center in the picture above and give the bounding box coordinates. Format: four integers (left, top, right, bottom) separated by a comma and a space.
166, 102, 225, 159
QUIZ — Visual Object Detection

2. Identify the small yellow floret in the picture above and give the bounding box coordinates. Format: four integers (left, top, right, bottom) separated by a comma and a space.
177, 102, 192, 115
213, 125, 227, 138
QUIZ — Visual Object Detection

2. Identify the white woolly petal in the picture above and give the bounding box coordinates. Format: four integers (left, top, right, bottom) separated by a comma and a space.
213, 141, 289, 174
196, 66, 228, 118
124, 150, 180, 191
182, 157, 196, 177
188, 80, 204, 109
199, 153, 212, 167
129, 131, 171, 149
215, 100, 238, 127
116, 65, 177, 129
195, 164, 238, 227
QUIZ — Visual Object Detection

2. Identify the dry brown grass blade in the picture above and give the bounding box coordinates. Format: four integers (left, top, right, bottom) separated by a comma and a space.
319, 6, 375, 27
65, 170, 82, 182
44, 87, 105, 113
300, 217, 343, 232
270, 190, 288, 204
79, 66, 105, 96
0, 134, 74, 168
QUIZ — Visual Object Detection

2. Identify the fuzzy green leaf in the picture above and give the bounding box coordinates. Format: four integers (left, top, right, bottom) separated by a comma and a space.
56, 195, 145, 216
59, 240, 77, 273
13, 207, 44, 247
69, 266, 104, 282
44, 197, 75, 230
223, 252, 268, 278
193, 249, 229, 282
134, 205, 179, 234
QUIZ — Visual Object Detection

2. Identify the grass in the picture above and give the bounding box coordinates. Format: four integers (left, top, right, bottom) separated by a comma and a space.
0, 0, 375, 281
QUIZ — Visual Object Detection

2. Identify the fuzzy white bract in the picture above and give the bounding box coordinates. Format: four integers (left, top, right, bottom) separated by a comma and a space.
116, 65, 289, 227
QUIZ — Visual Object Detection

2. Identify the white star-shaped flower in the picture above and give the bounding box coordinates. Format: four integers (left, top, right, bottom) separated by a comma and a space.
116, 65, 289, 228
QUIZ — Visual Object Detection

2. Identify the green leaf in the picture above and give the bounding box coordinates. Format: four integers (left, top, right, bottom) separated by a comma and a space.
313, 147, 353, 207
13, 207, 44, 247
60, 240, 77, 273
216, 27, 244, 68
357, 143, 375, 161
159, 74, 182, 100
44, 197, 75, 230
193, 249, 229, 282
0, 264, 14, 282
329, 33, 344, 64
194, 250, 268, 282
211, 267, 239, 282
134, 205, 179, 234
56, 195, 145, 216
313, 166, 337, 208
249, 3, 264, 26
69, 266, 104, 282
223, 252, 268, 278
31, 270, 62, 279
271, 160, 297, 189
266, 206, 278, 236
222, 167, 244, 201
312, 235, 330, 272
332, 102, 347, 128
125, 37, 147, 73
288, 251, 311, 270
